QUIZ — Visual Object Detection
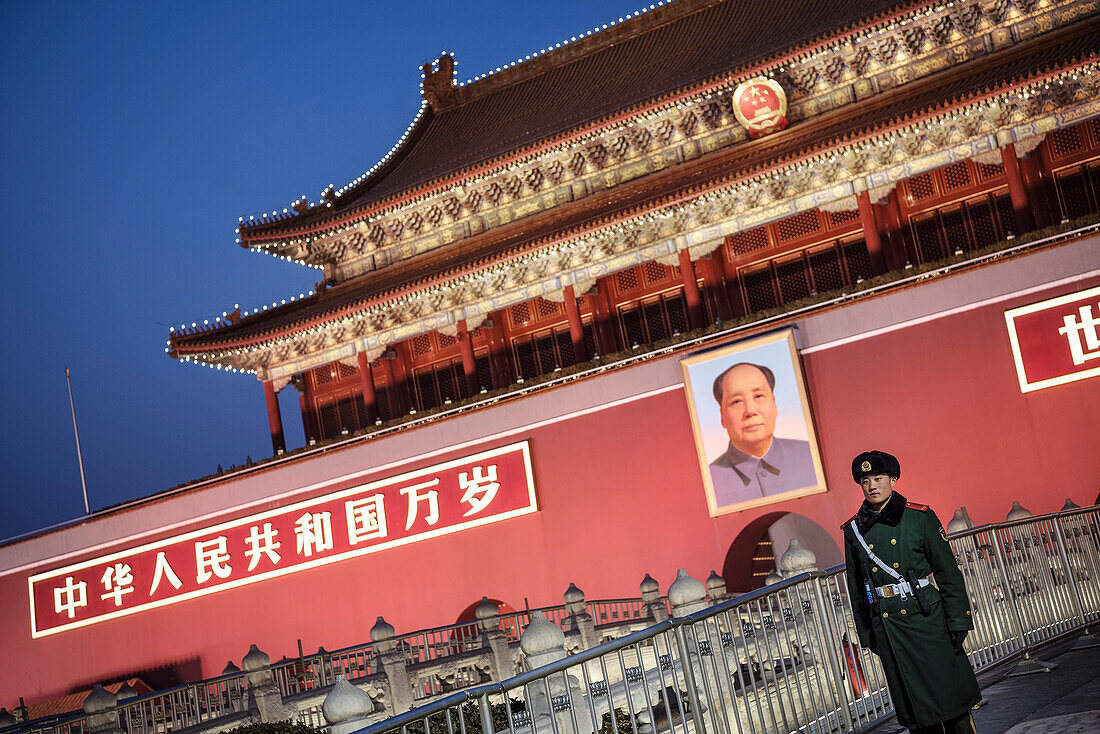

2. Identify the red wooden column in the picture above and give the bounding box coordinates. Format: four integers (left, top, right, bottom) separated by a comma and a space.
263, 380, 286, 454
677, 250, 704, 329
591, 277, 621, 355
456, 320, 479, 395
484, 312, 512, 389
856, 191, 887, 275
561, 285, 589, 363
881, 189, 911, 270
715, 238, 746, 319
356, 351, 379, 425
699, 254, 732, 322
1000, 143, 1035, 235
1019, 142, 1054, 229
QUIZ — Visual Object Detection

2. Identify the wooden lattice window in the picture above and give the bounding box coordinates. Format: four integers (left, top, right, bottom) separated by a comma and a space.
643, 260, 672, 285
412, 333, 433, 357
1049, 126, 1082, 159
941, 161, 972, 191
616, 267, 639, 294
535, 298, 563, 319
775, 210, 822, 243
438, 332, 457, 349
727, 227, 768, 257
826, 209, 860, 227
908, 172, 935, 201
336, 362, 358, 381
976, 161, 1005, 181
315, 366, 333, 385
510, 302, 531, 327
808, 245, 844, 293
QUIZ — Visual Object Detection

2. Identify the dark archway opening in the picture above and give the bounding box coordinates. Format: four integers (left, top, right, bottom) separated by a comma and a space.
722, 512, 843, 592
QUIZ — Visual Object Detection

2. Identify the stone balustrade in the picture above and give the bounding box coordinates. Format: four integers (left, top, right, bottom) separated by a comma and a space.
6, 499, 1087, 734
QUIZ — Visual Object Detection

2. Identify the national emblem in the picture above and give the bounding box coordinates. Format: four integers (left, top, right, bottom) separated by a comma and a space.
861, 460, 872, 472
732, 77, 789, 138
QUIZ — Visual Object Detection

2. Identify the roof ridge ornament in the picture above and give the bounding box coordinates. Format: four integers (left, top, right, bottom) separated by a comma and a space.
422, 53, 456, 112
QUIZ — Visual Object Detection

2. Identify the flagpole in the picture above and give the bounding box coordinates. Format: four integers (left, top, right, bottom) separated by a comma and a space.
65, 367, 91, 515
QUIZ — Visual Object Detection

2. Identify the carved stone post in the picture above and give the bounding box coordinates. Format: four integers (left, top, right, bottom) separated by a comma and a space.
668, 569, 709, 617
562, 583, 598, 650
242, 644, 292, 723
323, 677, 376, 734
520, 614, 589, 734
84, 685, 122, 734
475, 597, 515, 681
221, 661, 247, 712
779, 539, 818, 578
947, 507, 976, 534
640, 573, 668, 622
705, 571, 729, 604
371, 617, 414, 714
1007, 502, 1032, 521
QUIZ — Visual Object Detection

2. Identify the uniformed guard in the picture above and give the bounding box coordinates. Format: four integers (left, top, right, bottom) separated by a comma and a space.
842, 450, 981, 733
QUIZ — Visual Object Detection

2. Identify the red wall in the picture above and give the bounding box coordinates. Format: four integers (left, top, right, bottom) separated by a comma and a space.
3, 273, 1098, 706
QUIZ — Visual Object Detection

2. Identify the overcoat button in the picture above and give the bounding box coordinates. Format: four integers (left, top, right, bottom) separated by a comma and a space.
893, 562, 900, 569
900, 609, 907, 615
891, 539, 897, 545
869, 544, 874, 549
873, 567, 879, 573
882, 612, 889, 618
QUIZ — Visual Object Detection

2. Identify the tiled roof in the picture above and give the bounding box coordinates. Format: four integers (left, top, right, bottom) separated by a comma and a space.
242, 0, 914, 239
173, 21, 1100, 354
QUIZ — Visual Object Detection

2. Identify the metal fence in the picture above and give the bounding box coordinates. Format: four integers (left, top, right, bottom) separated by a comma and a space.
358, 505, 1099, 734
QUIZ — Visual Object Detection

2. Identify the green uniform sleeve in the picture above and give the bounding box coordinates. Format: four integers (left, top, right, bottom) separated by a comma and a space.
923, 509, 973, 632
843, 527, 874, 647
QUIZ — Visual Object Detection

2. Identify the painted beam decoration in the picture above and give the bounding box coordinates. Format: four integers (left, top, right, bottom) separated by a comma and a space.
1005, 284, 1100, 392
29, 442, 537, 637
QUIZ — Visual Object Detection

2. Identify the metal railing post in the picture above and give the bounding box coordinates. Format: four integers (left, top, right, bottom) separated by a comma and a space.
810, 579, 856, 733
477, 693, 493, 734
672, 623, 709, 734
1052, 517, 1088, 623
991, 526, 1056, 675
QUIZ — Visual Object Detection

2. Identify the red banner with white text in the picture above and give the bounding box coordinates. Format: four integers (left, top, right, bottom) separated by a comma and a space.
30, 441, 537, 637
1005, 284, 1100, 392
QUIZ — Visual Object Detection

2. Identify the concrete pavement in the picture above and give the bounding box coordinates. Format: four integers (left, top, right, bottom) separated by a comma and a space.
871, 633, 1100, 734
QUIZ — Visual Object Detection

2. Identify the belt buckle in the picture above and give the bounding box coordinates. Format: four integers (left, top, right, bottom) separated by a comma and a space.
881, 586, 895, 599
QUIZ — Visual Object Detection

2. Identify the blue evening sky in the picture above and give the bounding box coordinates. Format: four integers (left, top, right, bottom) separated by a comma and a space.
0, 0, 651, 541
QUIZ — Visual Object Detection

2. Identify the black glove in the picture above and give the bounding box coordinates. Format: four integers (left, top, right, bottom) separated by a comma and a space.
949, 630, 968, 655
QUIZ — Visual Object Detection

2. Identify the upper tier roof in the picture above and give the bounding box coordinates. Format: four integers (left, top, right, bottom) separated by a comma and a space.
175, 20, 1100, 355
239, 0, 912, 243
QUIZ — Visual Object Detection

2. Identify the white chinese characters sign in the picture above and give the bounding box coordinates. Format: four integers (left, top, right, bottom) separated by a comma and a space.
30, 441, 537, 637
1005, 284, 1100, 392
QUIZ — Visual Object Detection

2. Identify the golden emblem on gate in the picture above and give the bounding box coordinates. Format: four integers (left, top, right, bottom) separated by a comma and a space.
732, 77, 789, 138
861, 460, 872, 472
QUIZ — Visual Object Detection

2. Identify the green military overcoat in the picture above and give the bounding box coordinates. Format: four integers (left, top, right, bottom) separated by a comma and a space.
842, 492, 981, 729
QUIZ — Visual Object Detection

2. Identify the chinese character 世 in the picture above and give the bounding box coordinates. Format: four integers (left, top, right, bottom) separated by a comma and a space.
346, 495, 387, 544
245, 522, 282, 571
458, 464, 500, 517
294, 512, 334, 557
1059, 304, 1100, 366
100, 563, 135, 606
54, 576, 88, 619
196, 537, 232, 584
401, 479, 440, 530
